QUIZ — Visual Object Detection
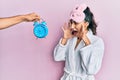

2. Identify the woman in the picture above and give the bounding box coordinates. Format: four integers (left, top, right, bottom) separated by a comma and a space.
54, 4, 104, 80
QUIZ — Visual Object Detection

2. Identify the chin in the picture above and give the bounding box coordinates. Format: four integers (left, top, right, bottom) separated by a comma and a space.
72, 34, 77, 37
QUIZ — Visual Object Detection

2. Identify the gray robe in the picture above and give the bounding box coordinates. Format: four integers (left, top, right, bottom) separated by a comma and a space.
54, 30, 104, 80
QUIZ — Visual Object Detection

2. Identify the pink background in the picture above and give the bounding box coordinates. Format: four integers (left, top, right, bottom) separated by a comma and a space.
0, 0, 120, 80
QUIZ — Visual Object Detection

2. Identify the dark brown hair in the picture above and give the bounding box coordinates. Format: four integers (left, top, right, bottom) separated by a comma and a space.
84, 7, 97, 35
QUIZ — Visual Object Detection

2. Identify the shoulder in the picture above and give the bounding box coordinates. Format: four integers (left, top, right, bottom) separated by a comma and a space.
87, 29, 104, 44
92, 35, 104, 43
90, 35, 104, 49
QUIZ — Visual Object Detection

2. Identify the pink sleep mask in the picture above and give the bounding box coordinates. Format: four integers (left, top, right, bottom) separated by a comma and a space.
70, 4, 87, 23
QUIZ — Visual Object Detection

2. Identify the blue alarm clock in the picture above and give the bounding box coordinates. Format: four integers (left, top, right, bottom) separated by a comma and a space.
33, 20, 48, 38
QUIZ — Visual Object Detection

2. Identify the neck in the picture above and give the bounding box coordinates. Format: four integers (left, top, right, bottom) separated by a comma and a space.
77, 37, 82, 41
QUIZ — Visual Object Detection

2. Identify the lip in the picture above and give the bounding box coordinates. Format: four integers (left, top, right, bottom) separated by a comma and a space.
71, 29, 78, 35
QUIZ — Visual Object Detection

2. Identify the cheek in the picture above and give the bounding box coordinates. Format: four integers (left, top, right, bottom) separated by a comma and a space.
76, 25, 82, 31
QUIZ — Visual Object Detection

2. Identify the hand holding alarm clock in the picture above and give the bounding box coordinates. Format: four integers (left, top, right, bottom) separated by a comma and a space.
33, 19, 48, 38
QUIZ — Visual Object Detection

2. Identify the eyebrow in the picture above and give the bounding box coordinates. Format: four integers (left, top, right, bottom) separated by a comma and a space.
70, 19, 78, 24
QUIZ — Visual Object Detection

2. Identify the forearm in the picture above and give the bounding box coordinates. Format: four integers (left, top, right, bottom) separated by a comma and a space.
0, 15, 25, 30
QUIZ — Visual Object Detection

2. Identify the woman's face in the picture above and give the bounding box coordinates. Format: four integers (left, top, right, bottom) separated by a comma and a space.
69, 20, 87, 37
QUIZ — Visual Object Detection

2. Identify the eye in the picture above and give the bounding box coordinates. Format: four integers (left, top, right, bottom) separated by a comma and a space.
69, 19, 78, 25
74, 21, 78, 25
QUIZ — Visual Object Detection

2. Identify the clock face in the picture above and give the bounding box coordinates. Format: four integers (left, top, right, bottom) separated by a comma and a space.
33, 24, 48, 38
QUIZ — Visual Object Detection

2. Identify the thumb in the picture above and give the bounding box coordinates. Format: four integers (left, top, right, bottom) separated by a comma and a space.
62, 23, 67, 31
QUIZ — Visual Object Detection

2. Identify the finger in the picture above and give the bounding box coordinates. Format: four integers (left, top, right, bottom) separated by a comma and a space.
62, 26, 65, 31
81, 24, 85, 32
68, 22, 71, 28
34, 19, 40, 22
62, 22, 68, 30
34, 15, 40, 19
79, 26, 82, 32
65, 23, 71, 30
64, 23, 67, 28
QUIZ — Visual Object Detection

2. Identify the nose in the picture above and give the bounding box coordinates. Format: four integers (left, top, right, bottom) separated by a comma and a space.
71, 24, 75, 29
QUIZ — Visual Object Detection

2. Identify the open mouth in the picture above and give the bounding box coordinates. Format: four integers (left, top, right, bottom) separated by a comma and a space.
71, 30, 78, 35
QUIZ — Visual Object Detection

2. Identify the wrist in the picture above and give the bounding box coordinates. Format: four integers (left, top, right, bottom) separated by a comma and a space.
20, 15, 27, 22
13, 15, 26, 23
62, 37, 69, 40
63, 35, 70, 39
61, 37, 68, 45
82, 35, 91, 46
